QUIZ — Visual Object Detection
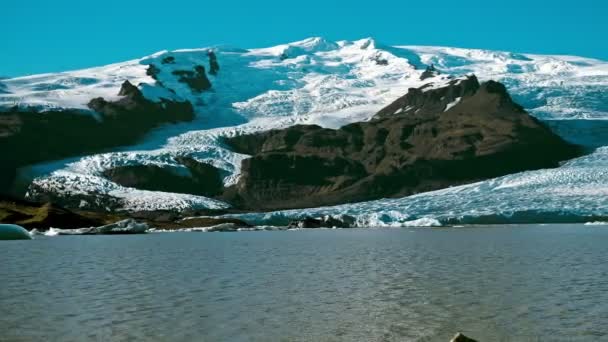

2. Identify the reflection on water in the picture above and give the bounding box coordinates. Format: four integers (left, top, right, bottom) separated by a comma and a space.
1, 225, 607, 341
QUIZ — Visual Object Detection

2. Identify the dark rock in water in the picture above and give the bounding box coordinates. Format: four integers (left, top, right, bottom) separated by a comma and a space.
208, 50, 220, 75
102, 156, 224, 197
0, 224, 31, 240
172, 66, 212, 93
161, 56, 175, 64
223, 76, 581, 210
420, 64, 440, 80
0, 81, 195, 195
450, 332, 478, 342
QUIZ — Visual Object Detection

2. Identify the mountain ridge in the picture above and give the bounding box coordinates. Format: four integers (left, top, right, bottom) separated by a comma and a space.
0, 37, 607, 225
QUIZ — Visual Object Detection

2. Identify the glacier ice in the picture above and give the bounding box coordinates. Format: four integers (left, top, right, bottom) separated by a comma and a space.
2, 37, 607, 223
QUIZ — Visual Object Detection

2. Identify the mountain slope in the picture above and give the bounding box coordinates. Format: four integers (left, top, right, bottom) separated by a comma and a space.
1, 37, 607, 222
223, 76, 579, 210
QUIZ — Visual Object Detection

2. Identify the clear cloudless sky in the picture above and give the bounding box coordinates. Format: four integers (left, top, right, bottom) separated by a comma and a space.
2, 0, 607, 76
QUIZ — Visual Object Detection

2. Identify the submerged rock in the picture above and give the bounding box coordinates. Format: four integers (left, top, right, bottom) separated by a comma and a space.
0, 224, 31, 240
450, 332, 478, 342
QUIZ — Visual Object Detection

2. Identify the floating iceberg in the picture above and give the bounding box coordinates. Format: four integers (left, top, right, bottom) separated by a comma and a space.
45, 219, 148, 236
0, 224, 32, 240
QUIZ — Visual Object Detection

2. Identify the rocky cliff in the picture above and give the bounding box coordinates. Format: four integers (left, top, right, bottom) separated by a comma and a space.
0, 81, 195, 194
223, 76, 581, 210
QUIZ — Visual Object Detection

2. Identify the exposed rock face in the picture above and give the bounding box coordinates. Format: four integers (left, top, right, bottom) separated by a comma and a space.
172, 66, 212, 93
161, 56, 175, 64
208, 50, 220, 75
223, 76, 581, 210
102, 157, 224, 197
146, 64, 161, 79
0, 195, 250, 231
0, 195, 112, 230
376, 75, 479, 118
420, 64, 439, 80
0, 81, 195, 195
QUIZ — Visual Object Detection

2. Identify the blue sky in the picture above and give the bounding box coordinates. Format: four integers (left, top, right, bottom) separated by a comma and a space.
2, 0, 606, 76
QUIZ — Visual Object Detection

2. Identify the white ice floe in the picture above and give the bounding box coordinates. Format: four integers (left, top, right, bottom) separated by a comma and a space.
44, 219, 148, 235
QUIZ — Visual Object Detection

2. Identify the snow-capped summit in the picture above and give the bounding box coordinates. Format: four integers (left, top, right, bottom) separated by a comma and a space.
1, 37, 608, 222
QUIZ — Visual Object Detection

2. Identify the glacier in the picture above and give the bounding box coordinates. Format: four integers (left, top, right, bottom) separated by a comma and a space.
2, 37, 608, 225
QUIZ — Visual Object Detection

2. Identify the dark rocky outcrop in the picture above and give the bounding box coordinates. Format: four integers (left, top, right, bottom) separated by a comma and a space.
420, 64, 439, 80
223, 76, 581, 210
0, 195, 250, 231
146, 64, 161, 79
0, 81, 195, 195
376, 75, 479, 118
0, 195, 115, 230
102, 157, 224, 197
172, 66, 211, 93
208, 50, 220, 75
161, 56, 175, 64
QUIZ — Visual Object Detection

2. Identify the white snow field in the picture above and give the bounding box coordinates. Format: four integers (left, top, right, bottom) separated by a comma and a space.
2, 37, 608, 223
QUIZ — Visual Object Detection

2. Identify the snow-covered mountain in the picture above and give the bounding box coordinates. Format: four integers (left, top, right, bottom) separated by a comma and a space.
2, 37, 608, 224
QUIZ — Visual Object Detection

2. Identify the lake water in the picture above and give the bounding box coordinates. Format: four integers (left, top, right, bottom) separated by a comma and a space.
1, 225, 608, 341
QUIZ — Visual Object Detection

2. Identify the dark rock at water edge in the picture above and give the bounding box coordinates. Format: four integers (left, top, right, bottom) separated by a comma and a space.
0, 195, 118, 230
0, 195, 251, 231
223, 76, 581, 210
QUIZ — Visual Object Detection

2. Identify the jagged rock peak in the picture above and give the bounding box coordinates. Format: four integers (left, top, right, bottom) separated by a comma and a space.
375, 75, 480, 118
420, 64, 440, 80
118, 80, 142, 98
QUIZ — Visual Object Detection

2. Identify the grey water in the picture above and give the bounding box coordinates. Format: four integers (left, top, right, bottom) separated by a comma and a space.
1, 225, 608, 342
